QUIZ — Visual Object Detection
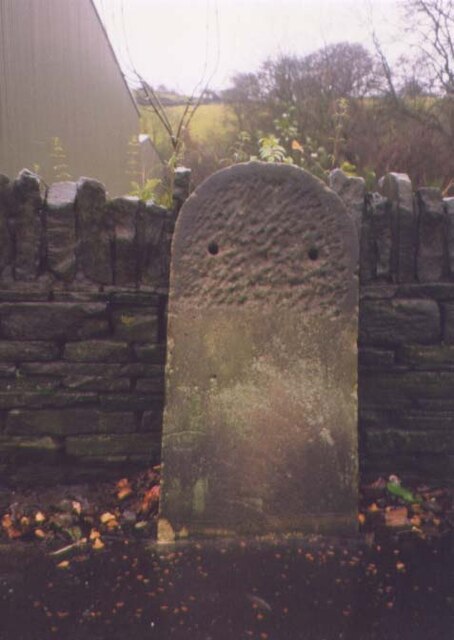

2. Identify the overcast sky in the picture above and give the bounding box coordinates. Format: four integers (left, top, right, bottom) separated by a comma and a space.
94, 0, 405, 94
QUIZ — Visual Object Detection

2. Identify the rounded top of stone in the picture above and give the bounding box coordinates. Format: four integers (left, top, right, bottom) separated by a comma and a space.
170, 162, 358, 316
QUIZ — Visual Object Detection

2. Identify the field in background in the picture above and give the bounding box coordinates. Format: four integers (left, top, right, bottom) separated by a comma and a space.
140, 103, 238, 149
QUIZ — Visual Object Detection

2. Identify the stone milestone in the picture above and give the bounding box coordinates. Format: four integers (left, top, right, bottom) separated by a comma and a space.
159, 162, 359, 540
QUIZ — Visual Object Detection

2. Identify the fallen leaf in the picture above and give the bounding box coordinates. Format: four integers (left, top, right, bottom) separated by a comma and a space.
57, 561, 70, 569
72, 501, 82, 515
35, 511, 46, 524
117, 488, 133, 500
385, 507, 409, 527
35, 528, 46, 539
92, 537, 105, 550
89, 528, 101, 540
358, 513, 366, 525
100, 512, 116, 524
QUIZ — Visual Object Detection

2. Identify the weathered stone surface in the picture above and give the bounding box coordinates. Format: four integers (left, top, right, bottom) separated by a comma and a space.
416, 188, 446, 283
0, 175, 13, 274
5, 410, 135, 436
0, 302, 106, 340
358, 348, 395, 367
368, 193, 392, 280
109, 197, 139, 286
46, 181, 78, 281
63, 340, 131, 363
160, 162, 359, 538
379, 173, 416, 283
137, 201, 167, 287
360, 299, 440, 346
0, 341, 59, 362
76, 178, 112, 284
365, 429, 454, 454
112, 309, 159, 342
66, 433, 159, 457
442, 303, 454, 344
12, 170, 43, 281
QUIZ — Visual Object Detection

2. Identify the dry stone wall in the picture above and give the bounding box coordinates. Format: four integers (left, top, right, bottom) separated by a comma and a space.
331, 170, 454, 483
0, 168, 190, 484
1, 164, 453, 486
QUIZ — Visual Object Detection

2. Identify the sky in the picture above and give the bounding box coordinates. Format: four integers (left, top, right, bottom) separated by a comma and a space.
94, 0, 405, 94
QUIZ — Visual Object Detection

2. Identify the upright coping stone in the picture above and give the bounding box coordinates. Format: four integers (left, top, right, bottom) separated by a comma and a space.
159, 162, 359, 541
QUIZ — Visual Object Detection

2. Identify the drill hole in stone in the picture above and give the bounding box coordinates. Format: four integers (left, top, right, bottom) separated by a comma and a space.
308, 247, 319, 261
208, 241, 219, 255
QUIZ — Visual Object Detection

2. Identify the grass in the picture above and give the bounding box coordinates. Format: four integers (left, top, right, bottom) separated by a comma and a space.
140, 103, 238, 147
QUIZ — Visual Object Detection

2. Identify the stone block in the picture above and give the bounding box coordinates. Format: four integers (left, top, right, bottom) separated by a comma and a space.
63, 340, 131, 363
358, 348, 395, 367
76, 178, 112, 284
444, 197, 454, 278
19, 361, 161, 378
172, 166, 191, 215
0, 377, 59, 393
379, 173, 416, 283
329, 169, 365, 232
109, 197, 139, 286
0, 341, 59, 362
5, 409, 135, 436
360, 371, 454, 408
0, 365, 16, 378
0, 392, 98, 410
365, 429, 454, 454
62, 376, 130, 392
46, 181, 78, 281
359, 298, 440, 346
112, 309, 159, 342
11, 170, 43, 281
135, 377, 164, 393
398, 411, 454, 430
416, 188, 446, 283
160, 162, 359, 538
65, 433, 160, 457
133, 343, 166, 363
399, 344, 454, 367
0, 302, 106, 341
442, 303, 454, 344
99, 393, 161, 412
0, 436, 61, 455
0, 175, 13, 274
141, 410, 163, 432
396, 283, 454, 300
108, 291, 160, 307
136, 201, 167, 287
368, 193, 392, 280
